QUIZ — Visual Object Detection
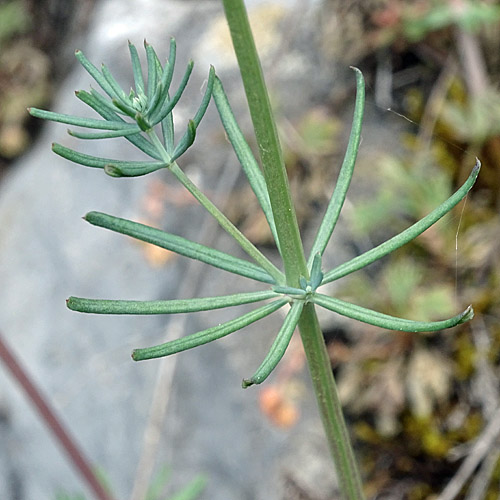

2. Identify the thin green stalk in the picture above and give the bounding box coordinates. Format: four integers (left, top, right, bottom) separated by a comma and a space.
222, 1, 365, 498
222, 0, 307, 287
298, 304, 364, 499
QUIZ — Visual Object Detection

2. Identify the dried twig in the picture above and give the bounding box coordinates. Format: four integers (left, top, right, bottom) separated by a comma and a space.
0, 332, 116, 500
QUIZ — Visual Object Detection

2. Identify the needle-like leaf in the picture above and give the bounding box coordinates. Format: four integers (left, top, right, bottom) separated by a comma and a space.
161, 111, 175, 155
312, 293, 474, 332
128, 41, 145, 95
80, 89, 125, 118
145, 41, 158, 103
151, 60, 194, 126
75, 50, 115, 99
28, 108, 138, 131
132, 298, 289, 360
145, 39, 177, 118
104, 163, 166, 178
171, 120, 196, 162
242, 300, 304, 387
192, 65, 215, 127
307, 67, 365, 267
309, 253, 323, 290
101, 63, 130, 104
76, 90, 161, 159
68, 128, 142, 140
84, 211, 277, 284
212, 76, 280, 252
163, 38, 177, 91
322, 159, 481, 284
272, 285, 306, 297
67, 290, 279, 314
111, 98, 139, 120
52, 143, 165, 172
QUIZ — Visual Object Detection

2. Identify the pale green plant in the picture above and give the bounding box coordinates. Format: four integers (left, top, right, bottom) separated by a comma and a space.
30, 0, 480, 497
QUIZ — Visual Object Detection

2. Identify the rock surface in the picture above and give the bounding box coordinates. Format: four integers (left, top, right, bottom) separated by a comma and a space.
0, 1, 402, 499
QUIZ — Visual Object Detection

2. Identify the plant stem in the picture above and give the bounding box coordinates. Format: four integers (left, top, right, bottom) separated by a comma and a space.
298, 305, 365, 499
221, 0, 306, 287
221, 1, 365, 498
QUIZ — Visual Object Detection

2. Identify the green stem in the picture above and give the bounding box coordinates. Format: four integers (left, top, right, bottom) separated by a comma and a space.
222, 1, 365, 498
298, 305, 365, 499
222, 0, 307, 287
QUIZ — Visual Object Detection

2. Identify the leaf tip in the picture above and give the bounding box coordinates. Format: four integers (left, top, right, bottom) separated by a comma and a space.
66, 297, 80, 311
104, 164, 123, 177
473, 157, 481, 174
242, 378, 254, 389
131, 349, 147, 362
460, 305, 474, 324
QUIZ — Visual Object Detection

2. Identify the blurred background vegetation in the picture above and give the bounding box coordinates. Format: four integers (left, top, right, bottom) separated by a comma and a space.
311, 1, 500, 498
0, 0, 93, 178
2, 0, 500, 498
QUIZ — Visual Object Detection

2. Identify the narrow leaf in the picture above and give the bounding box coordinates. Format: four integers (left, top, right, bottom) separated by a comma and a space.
75, 50, 115, 99
67, 290, 279, 314
145, 41, 158, 103
151, 60, 194, 126
84, 211, 277, 284
128, 40, 145, 95
52, 143, 165, 171
77, 90, 161, 159
161, 110, 175, 155
272, 285, 306, 297
132, 298, 289, 360
68, 128, 142, 140
111, 97, 139, 119
312, 293, 474, 332
310, 253, 323, 290
101, 63, 130, 103
308, 67, 365, 267
145, 38, 177, 117
192, 65, 215, 127
171, 120, 196, 162
242, 301, 303, 387
104, 163, 164, 178
76, 89, 123, 119
212, 76, 280, 251
28, 108, 138, 131
164, 37, 177, 91
323, 159, 481, 284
